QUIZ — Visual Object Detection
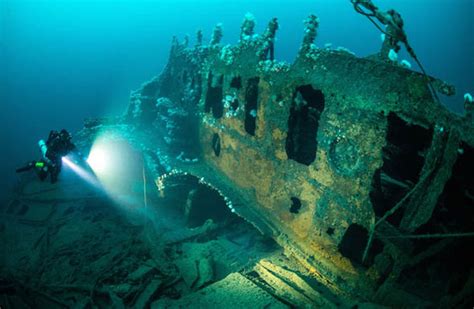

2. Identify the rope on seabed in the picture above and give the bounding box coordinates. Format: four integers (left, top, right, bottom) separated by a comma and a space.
361, 133, 448, 263
361, 167, 435, 263
378, 232, 474, 239
143, 163, 148, 209
362, 230, 474, 262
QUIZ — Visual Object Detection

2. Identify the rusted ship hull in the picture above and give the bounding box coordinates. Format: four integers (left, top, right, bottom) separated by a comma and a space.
122, 14, 474, 306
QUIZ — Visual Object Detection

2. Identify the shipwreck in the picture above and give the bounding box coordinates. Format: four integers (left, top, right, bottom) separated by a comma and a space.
1, 1, 473, 307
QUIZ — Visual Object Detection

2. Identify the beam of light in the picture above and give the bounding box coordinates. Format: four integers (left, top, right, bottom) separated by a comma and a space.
85, 132, 144, 210
86, 148, 108, 175
62, 156, 102, 189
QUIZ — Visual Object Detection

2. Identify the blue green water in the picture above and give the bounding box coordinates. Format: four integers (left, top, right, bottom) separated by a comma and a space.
0, 0, 473, 203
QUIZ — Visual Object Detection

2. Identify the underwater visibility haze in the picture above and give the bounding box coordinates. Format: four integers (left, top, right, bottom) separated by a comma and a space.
0, 0, 473, 307
1, 0, 473, 201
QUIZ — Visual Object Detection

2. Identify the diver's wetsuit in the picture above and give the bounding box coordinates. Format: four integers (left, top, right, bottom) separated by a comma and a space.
16, 129, 77, 183
44, 130, 76, 183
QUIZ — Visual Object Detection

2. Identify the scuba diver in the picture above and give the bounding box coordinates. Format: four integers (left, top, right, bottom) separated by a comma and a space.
16, 129, 77, 183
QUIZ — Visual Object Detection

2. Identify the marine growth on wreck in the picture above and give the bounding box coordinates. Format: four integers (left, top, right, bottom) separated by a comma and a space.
1, 1, 473, 308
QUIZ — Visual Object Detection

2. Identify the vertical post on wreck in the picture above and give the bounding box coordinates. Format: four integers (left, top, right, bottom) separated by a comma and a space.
300, 14, 320, 54
183, 35, 189, 48
258, 18, 279, 60
210, 23, 223, 45
196, 29, 203, 48
240, 13, 256, 41
171, 35, 179, 53
464, 93, 473, 122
